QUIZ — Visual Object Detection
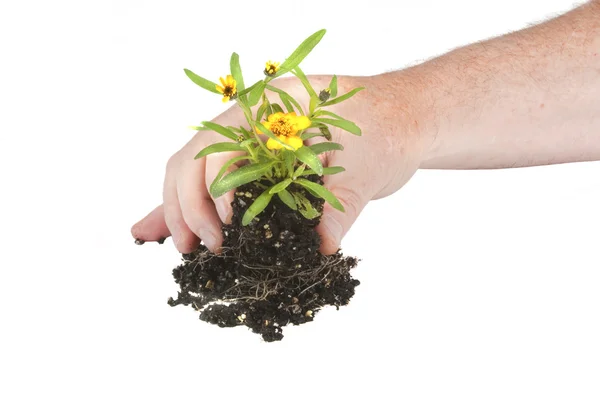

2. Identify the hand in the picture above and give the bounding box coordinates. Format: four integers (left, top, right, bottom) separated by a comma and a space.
131, 73, 429, 254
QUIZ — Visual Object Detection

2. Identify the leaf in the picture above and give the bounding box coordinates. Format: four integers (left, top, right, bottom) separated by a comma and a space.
265, 85, 305, 115
319, 87, 365, 107
184, 69, 220, 94
194, 142, 243, 159
328, 75, 338, 97
291, 66, 318, 99
229, 52, 245, 92
280, 95, 294, 113
319, 125, 332, 140
309, 96, 318, 114
293, 178, 345, 211
269, 178, 292, 194
242, 190, 273, 226
248, 81, 266, 107
188, 125, 210, 131
277, 29, 326, 75
292, 192, 320, 219
237, 80, 260, 97
301, 166, 345, 176
277, 190, 297, 210
301, 132, 323, 140
201, 121, 239, 141
309, 142, 344, 155
254, 122, 294, 150
292, 164, 306, 179
270, 103, 284, 114
314, 109, 344, 120
295, 145, 323, 175
283, 149, 295, 176
210, 155, 252, 185
210, 162, 275, 198
256, 100, 269, 121
311, 117, 362, 136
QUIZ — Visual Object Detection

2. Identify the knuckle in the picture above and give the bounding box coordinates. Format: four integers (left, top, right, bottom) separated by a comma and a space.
332, 186, 364, 218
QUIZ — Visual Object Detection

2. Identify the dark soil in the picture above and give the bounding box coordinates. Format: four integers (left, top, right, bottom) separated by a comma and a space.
166, 175, 360, 342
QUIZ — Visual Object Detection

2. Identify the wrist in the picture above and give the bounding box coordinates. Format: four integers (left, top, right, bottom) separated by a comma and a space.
364, 70, 440, 169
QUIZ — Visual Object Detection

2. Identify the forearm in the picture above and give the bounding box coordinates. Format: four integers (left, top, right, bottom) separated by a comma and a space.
386, 0, 600, 169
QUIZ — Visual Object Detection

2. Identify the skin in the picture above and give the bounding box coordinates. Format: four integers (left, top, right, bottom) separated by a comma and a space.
131, 0, 600, 255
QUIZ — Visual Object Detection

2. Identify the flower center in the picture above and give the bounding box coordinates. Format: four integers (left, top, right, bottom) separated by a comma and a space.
223, 86, 235, 97
271, 119, 293, 136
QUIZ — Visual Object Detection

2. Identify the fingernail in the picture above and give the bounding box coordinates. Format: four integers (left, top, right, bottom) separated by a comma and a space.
200, 229, 219, 251
216, 198, 232, 224
322, 214, 343, 247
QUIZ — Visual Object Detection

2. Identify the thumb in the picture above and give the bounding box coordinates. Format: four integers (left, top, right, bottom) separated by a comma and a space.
315, 184, 370, 255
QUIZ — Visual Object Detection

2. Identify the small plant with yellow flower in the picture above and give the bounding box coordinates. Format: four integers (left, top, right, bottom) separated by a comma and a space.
183, 29, 364, 225
167, 29, 363, 342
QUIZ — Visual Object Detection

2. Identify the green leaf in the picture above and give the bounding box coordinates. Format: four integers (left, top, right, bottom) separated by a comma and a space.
292, 192, 320, 219
201, 121, 239, 141
301, 166, 345, 176
271, 103, 284, 114
301, 132, 323, 140
291, 65, 318, 99
309, 142, 344, 155
256, 100, 269, 121
314, 109, 344, 120
283, 149, 295, 176
188, 125, 210, 131
328, 75, 338, 97
248, 81, 266, 107
254, 122, 294, 150
269, 178, 293, 194
265, 103, 274, 118
309, 96, 318, 114
237, 80, 260, 97
210, 155, 251, 184
311, 117, 362, 136
265, 85, 305, 115
194, 142, 243, 159
183, 69, 220, 94
319, 87, 365, 107
292, 164, 306, 179
210, 162, 275, 198
230, 53, 244, 91
242, 190, 273, 226
277, 190, 297, 210
295, 145, 323, 175
293, 178, 345, 211
277, 29, 326, 75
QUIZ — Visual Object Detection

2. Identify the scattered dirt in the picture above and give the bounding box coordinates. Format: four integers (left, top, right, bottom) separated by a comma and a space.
167, 175, 360, 342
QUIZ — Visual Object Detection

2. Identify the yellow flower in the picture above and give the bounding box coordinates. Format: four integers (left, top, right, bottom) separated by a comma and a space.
264, 60, 280, 76
256, 111, 311, 150
215, 75, 237, 103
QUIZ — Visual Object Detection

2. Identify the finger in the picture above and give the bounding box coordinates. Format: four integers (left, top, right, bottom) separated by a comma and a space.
130, 204, 171, 243
205, 151, 246, 224
315, 139, 373, 255
163, 161, 200, 254
177, 154, 223, 253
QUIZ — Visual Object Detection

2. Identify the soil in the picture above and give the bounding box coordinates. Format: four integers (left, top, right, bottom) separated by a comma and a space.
166, 175, 360, 342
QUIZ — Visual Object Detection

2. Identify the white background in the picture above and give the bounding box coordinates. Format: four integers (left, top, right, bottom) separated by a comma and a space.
1, 0, 599, 397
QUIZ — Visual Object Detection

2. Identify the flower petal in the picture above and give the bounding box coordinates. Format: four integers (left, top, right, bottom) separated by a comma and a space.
267, 112, 284, 123
292, 115, 311, 131
216, 85, 224, 93
219, 77, 226, 86
286, 135, 304, 150
266, 137, 283, 150
222, 96, 229, 103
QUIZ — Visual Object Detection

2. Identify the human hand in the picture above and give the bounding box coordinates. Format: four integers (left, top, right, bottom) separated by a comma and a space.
131, 73, 429, 255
